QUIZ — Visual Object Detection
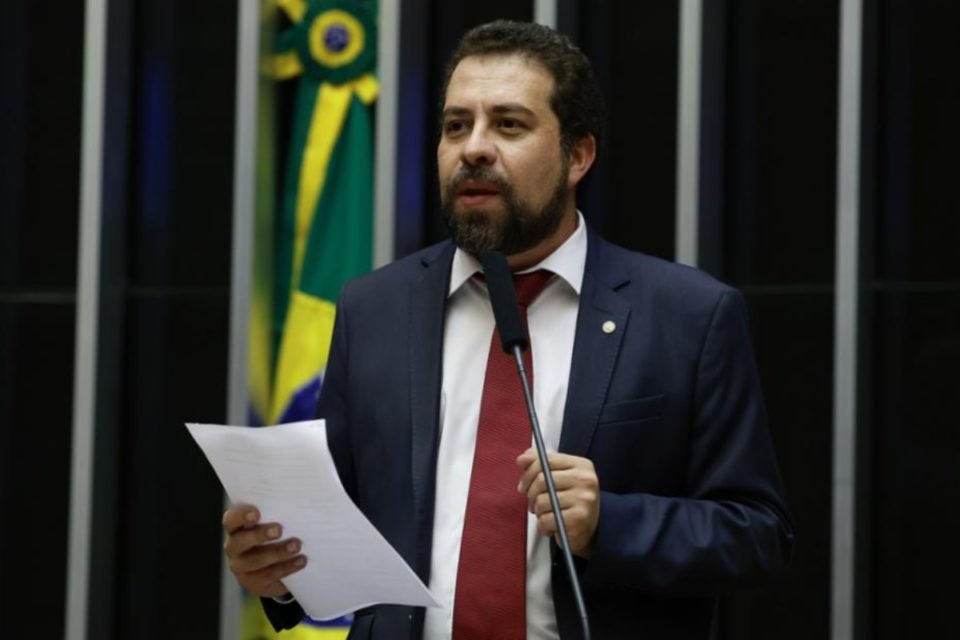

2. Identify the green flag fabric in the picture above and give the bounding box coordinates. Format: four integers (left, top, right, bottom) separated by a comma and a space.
244, 1, 378, 638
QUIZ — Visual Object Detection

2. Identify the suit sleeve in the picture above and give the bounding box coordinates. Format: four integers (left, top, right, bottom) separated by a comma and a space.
261, 286, 357, 631
582, 290, 795, 594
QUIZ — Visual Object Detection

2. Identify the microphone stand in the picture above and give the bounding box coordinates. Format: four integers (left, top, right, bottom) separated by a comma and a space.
511, 345, 592, 640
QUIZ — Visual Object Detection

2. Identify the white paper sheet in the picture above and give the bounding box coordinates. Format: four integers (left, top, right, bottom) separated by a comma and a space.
186, 420, 439, 620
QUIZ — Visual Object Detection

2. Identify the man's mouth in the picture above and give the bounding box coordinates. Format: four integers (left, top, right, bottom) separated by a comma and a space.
454, 179, 504, 206
457, 181, 501, 197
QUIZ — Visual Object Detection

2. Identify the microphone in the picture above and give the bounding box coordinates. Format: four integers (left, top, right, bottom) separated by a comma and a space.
479, 251, 593, 640
479, 250, 528, 351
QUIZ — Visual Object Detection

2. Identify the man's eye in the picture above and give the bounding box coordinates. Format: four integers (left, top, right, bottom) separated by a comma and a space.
445, 120, 466, 135
500, 118, 522, 130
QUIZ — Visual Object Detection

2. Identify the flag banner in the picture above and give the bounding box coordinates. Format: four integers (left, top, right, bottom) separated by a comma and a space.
244, 0, 378, 637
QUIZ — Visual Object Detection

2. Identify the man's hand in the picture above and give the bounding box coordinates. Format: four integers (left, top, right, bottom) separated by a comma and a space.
516, 449, 600, 558
222, 505, 307, 599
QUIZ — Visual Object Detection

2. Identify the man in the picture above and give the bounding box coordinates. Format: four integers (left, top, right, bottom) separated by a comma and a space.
223, 20, 794, 640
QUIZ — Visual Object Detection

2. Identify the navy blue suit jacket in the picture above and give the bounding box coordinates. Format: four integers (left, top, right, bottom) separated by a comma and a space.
264, 231, 794, 639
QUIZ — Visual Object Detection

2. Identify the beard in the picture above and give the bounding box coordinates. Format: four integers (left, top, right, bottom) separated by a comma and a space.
440, 160, 569, 257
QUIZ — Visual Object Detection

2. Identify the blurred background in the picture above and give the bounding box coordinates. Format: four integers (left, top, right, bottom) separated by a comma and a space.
1, 0, 958, 639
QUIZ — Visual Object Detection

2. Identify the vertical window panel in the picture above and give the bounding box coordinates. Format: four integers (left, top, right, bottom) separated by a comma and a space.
724, 1, 839, 287
577, 1, 679, 260
717, 2, 838, 639
870, 2, 960, 638
115, 1, 235, 637
0, 1, 84, 636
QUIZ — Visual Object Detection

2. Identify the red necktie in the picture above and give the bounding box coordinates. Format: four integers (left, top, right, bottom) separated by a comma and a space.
452, 270, 553, 640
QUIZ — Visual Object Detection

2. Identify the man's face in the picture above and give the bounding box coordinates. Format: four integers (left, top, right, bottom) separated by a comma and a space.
438, 54, 572, 257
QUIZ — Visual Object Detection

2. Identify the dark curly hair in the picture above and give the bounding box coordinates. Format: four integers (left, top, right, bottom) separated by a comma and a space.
440, 20, 606, 155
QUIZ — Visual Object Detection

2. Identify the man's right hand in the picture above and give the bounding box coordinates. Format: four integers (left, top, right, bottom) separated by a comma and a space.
222, 505, 307, 599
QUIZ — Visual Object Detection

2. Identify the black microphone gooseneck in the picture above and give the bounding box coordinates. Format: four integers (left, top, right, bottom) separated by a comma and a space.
479, 251, 592, 640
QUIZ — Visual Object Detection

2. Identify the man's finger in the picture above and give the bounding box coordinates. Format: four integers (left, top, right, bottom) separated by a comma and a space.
532, 489, 579, 516
516, 447, 538, 469
222, 505, 260, 534
535, 504, 590, 536
526, 452, 581, 471
230, 537, 302, 574
536, 511, 557, 537
517, 452, 541, 494
518, 454, 558, 494
225, 523, 283, 556
517, 451, 582, 493
239, 554, 309, 598
524, 467, 584, 507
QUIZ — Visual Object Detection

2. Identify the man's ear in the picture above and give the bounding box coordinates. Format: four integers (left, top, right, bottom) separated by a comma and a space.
566, 134, 597, 188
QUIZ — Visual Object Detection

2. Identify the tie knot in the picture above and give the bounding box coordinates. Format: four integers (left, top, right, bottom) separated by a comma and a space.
513, 270, 552, 307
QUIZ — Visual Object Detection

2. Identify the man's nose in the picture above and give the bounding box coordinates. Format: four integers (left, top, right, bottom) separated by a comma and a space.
461, 125, 497, 166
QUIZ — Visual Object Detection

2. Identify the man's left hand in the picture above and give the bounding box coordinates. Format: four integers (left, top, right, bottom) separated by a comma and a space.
517, 448, 600, 558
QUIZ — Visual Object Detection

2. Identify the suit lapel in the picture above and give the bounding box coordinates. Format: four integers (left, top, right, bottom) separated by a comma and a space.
559, 234, 631, 457
408, 241, 455, 578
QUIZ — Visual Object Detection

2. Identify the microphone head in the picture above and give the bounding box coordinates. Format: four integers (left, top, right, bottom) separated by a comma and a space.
479, 251, 528, 353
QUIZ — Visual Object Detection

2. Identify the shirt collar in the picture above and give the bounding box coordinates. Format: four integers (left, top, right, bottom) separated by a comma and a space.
448, 211, 588, 297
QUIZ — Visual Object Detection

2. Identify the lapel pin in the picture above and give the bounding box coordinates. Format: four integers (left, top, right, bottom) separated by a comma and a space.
602, 320, 616, 334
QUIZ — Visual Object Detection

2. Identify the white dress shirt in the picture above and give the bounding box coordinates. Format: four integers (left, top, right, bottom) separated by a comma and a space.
423, 214, 587, 640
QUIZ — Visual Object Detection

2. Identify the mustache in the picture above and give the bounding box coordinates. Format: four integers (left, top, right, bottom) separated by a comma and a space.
446, 166, 512, 194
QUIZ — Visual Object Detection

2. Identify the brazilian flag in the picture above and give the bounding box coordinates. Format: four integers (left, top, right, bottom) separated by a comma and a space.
244, 0, 378, 638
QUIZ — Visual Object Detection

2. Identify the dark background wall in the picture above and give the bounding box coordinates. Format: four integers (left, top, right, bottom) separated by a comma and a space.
714, 2, 838, 638
111, 2, 235, 638
869, 2, 960, 638
1, 1, 957, 639
0, 1, 233, 638
0, 1, 83, 635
